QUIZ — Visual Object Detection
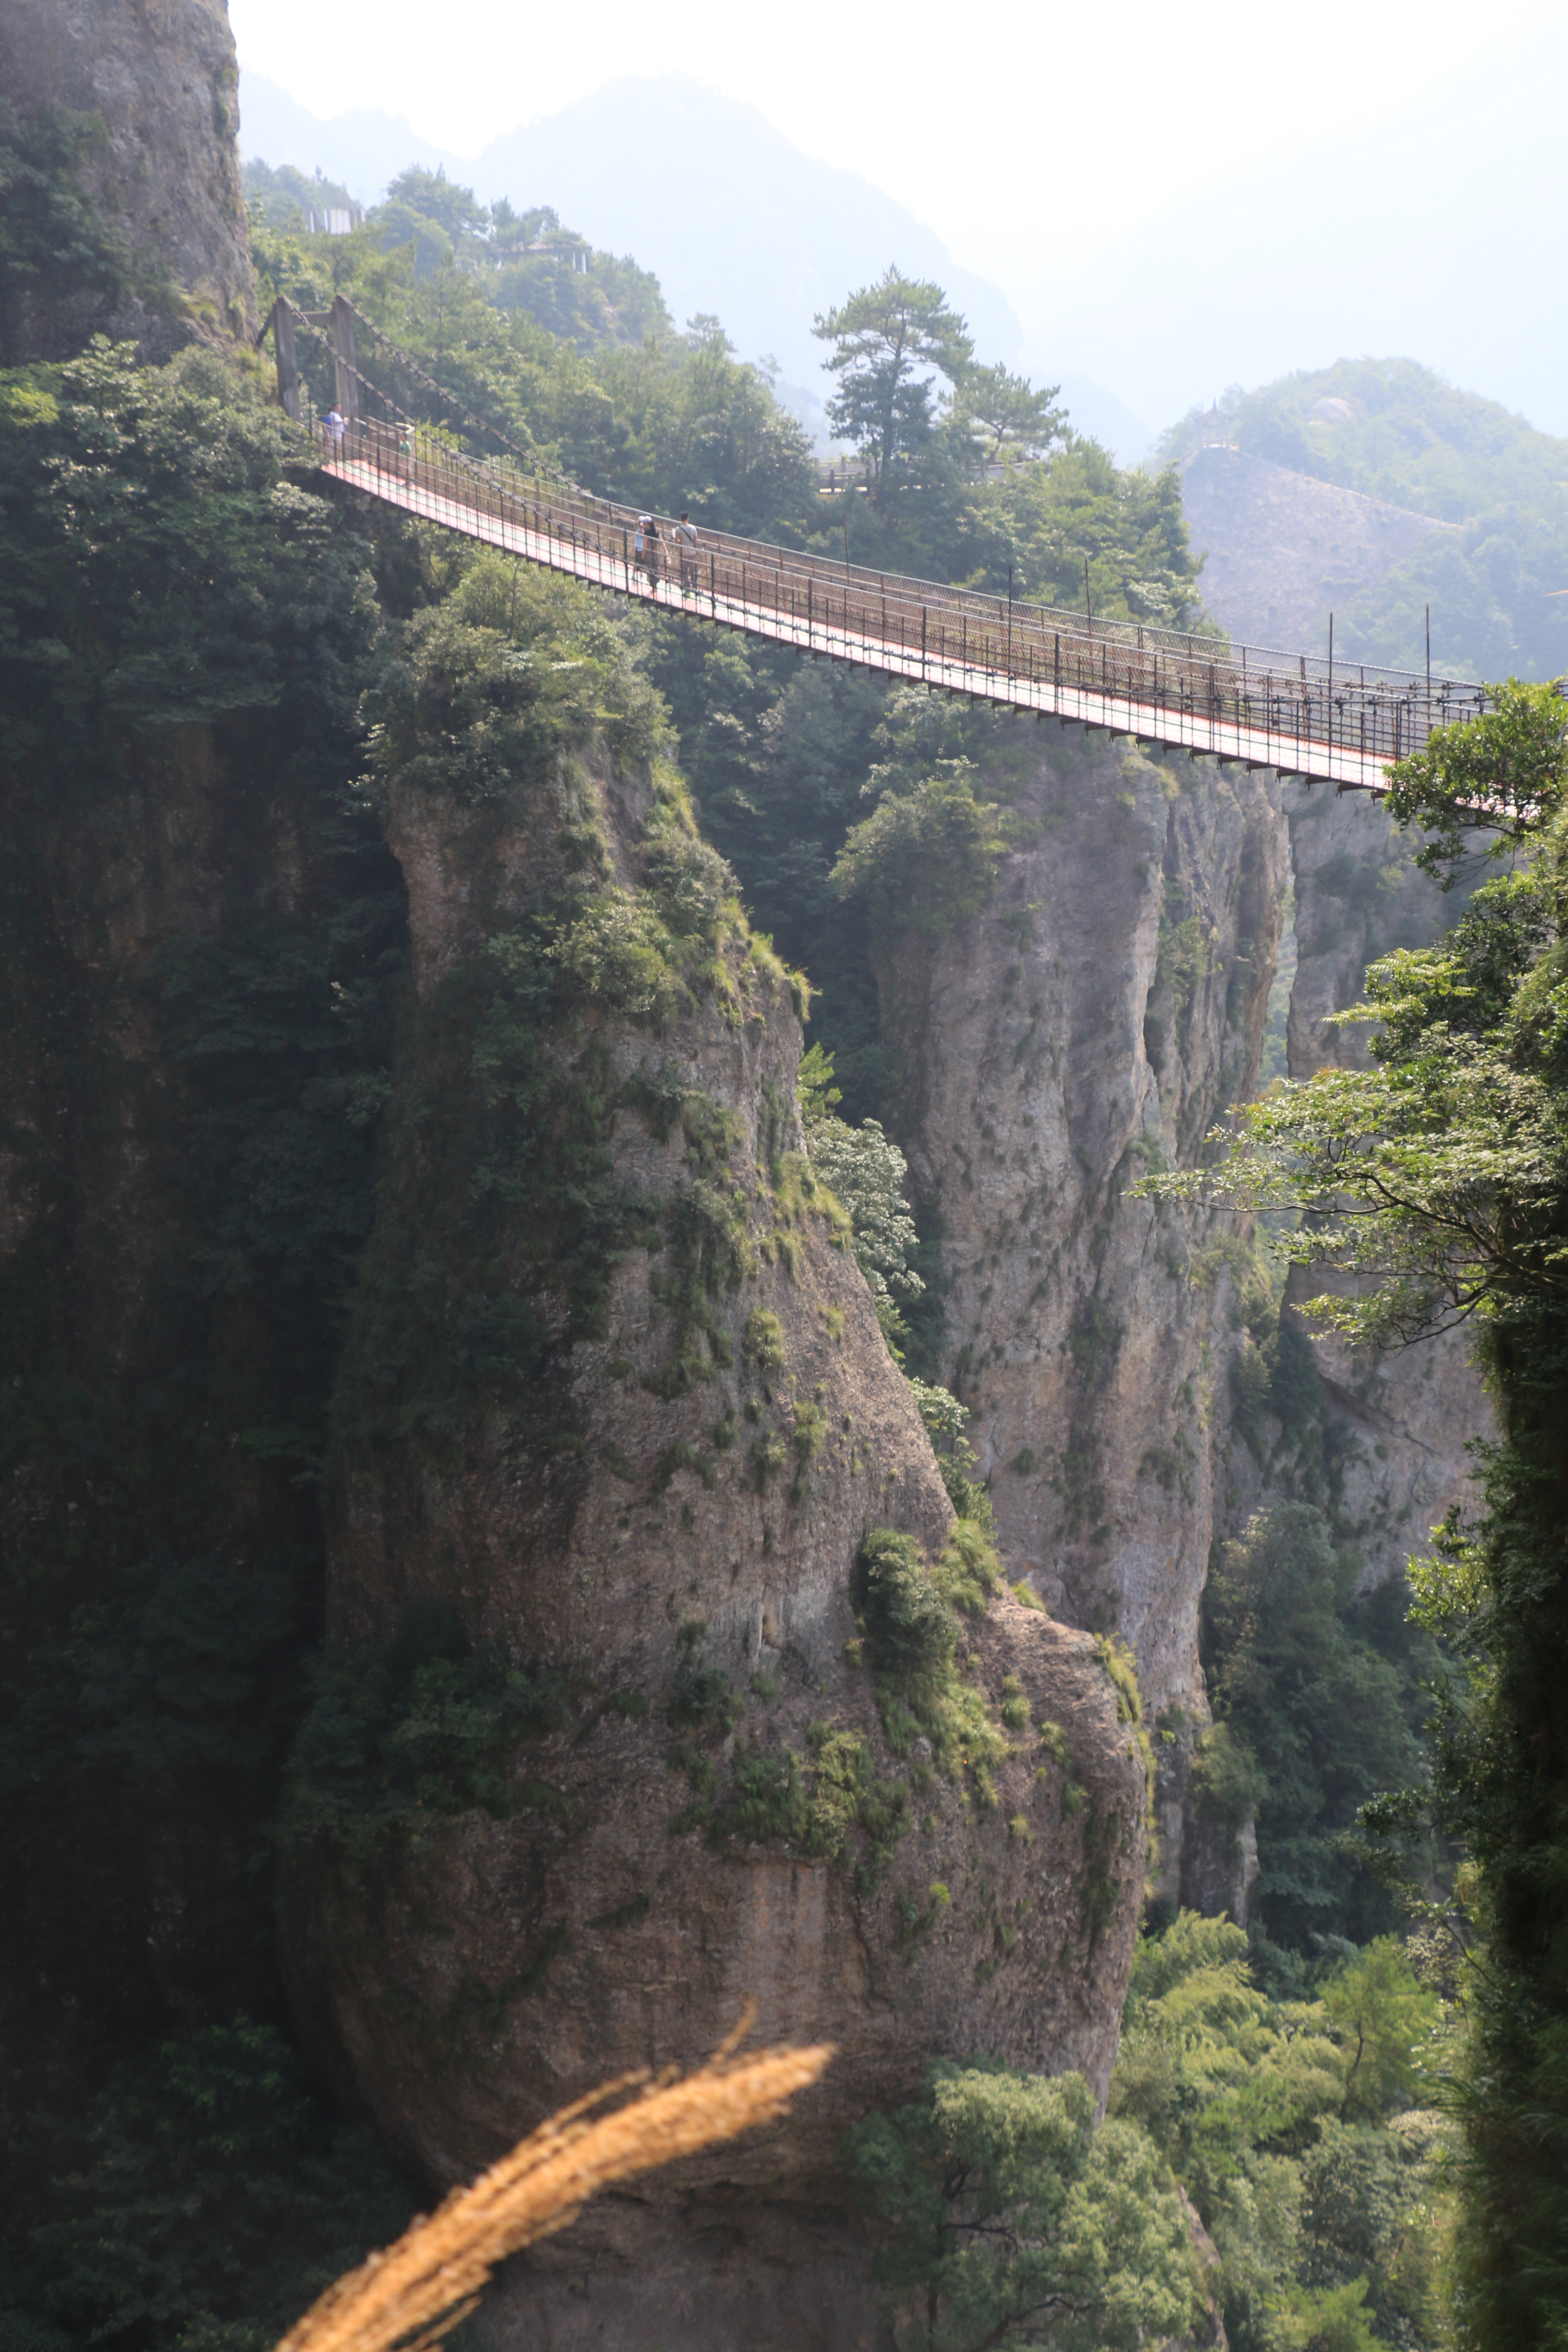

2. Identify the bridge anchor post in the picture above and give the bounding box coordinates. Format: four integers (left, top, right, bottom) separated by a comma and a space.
269, 297, 300, 422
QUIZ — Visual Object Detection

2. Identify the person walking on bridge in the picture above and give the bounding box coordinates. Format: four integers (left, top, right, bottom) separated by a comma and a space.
637, 514, 662, 594
674, 509, 699, 596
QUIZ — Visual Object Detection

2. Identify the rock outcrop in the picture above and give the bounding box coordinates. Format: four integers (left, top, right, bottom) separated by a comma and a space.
281, 711, 1152, 2345
0, 0, 257, 356
867, 726, 1286, 1902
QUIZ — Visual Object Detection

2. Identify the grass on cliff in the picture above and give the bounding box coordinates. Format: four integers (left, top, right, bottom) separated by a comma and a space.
669, 1512, 1016, 1890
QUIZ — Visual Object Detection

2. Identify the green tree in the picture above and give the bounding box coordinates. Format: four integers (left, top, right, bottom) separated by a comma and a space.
999, 438, 1212, 626
1109, 1915, 1449, 2352
955, 360, 1067, 468
831, 764, 1006, 940
1323, 1939, 1440, 2122
814, 267, 974, 491
6, 2020, 414, 2352
802, 1090, 924, 1352
847, 2060, 1197, 2350
1383, 678, 1568, 884
240, 156, 358, 235
592, 315, 813, 531
374, 163, 492, 276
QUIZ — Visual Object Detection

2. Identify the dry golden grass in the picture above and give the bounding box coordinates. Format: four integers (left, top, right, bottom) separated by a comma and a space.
270, 2015, 833, 2352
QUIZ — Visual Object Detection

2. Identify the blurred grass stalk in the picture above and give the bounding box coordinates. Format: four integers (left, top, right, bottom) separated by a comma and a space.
271, 2017, 833, 2352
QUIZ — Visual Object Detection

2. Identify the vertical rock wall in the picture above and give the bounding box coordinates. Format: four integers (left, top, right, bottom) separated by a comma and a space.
0, 0, 257, 354
873, 726, 1287, 1895
283, 731, 1154, 2347
1271, 781, 1491, 1583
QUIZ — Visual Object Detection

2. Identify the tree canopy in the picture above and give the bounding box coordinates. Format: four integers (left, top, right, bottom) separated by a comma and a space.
814, 266, 974, 490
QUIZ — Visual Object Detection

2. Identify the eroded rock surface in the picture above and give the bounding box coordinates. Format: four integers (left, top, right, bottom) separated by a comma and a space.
282, 734, 1152, 2339
0, 0, 257, 356
869, 730, 1286, 1899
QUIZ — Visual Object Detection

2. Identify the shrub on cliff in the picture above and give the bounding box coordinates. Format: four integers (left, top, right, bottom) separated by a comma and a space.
0, 337, 377, 761
854, 1528, 1009, 1798
858, 1529, 957, 1683
0, 101, 140, 363
362, 570, 665, 805
801, 1067, 925, 1352
831, 765, 1006, 940
285, 1602, 573, 1863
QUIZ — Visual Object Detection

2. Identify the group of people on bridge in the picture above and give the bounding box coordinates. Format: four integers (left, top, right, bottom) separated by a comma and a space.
634, 509, 701, 596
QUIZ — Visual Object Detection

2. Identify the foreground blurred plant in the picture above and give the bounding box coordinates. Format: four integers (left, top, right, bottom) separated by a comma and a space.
271, 2023, 832, 2352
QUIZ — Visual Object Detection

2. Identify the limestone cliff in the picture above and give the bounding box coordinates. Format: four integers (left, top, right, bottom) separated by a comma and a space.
1267, 780, 1491, 1585
0, 0, 257, 356
1173, 437, 1490, 1796
280, 685, 1152, 2346
866, 726, 1286, 1905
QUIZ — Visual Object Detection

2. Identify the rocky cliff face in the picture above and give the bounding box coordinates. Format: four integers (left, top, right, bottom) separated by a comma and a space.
858, 718, 1486, 1929
869, 727, 1287, 1905
1270, 780, 1491, 1584
281, 709, 1152, 2347
0, 0, 256, 356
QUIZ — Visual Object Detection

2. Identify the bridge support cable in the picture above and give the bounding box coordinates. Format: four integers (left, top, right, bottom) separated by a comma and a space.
267, 322, 1484, 795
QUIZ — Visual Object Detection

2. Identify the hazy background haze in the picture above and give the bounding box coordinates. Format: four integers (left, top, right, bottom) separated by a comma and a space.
230, 0, 1565, 449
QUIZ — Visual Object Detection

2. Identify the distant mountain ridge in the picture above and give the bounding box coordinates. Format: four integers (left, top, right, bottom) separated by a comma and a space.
238, 74, 1017, 387
1162, 360, 1568, 527
1180, 446, 1450, 654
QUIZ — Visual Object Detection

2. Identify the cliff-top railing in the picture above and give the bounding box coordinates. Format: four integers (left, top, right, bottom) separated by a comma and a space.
280, 300, 1485, 794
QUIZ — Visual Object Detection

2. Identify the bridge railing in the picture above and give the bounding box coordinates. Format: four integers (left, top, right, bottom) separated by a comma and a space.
315, 412, 1487, 773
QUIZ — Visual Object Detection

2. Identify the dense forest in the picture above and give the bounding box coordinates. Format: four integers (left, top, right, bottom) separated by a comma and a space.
2, 104, 1565, 2352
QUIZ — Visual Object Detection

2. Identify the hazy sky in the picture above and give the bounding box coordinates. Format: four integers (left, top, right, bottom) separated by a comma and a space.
229, 0, 1566, 434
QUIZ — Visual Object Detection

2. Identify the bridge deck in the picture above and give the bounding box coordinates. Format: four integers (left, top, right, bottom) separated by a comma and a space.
319, 420, 1484, 793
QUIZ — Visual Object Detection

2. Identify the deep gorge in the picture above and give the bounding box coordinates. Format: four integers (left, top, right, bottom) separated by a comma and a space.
0, 9, 1495, 2347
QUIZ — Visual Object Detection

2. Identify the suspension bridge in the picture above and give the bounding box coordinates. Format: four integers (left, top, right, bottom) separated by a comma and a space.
267, 297, 1485, 793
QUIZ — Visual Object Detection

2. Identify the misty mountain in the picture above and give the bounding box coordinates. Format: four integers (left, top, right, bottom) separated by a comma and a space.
1173, 360, 1568, 681
236, 70, 1152, 460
